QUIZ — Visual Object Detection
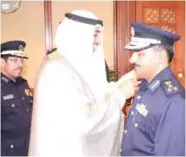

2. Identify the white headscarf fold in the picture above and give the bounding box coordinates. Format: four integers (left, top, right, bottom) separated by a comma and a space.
55, 9, 107, 106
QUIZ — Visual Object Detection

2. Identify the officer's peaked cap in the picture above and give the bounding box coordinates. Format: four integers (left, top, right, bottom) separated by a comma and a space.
1, 40, 28, 59
125, 22, 180, 51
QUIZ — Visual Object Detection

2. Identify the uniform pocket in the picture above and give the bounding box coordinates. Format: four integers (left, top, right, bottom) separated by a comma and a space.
2, 99, 21, 116
1, 138, 17, 156
132, 103, 150, 132
1, 136, 27, 156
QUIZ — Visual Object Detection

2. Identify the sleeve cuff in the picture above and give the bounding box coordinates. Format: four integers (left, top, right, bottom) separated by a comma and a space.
106, 82, 126, 108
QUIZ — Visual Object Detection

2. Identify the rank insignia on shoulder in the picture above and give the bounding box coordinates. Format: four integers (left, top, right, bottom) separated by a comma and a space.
1, 76, 9, 83
25, 89, 33, 97
162, 80, 179, 96
48, 51, 56, 59
48, 49, 57, 59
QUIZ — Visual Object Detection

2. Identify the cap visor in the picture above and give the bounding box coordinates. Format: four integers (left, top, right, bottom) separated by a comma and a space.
124, 40, 150, 50
1, 54, 29, 59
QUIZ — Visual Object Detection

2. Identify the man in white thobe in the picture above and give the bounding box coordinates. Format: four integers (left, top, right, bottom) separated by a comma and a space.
29, 9, 138, 156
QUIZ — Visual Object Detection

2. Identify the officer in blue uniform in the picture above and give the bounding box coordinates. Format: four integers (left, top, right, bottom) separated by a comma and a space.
120, 22, 185, 156
1, 40, 33, 156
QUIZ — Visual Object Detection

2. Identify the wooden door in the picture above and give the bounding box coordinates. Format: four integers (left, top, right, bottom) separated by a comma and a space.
114, 1, 185, 87
136, 1, 185, 86
114, 1, 185, 117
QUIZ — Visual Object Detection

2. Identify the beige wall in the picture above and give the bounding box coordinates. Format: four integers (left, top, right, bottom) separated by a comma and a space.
1, 1, 113, 88
1, 1, 45, 88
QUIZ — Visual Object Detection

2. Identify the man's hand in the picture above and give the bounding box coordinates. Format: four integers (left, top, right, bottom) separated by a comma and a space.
118, 79, 139, 100
117, 70, 137, 85
117, 70, 139, 99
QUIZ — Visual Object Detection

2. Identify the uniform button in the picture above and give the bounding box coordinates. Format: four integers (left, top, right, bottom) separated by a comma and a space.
173, 87, 178, 91
10, 144, 14, 149
12, 104, 16, 108
131, 111, 135, 116
134, 123, 138, 128
136, 95, 142, 100
22, 97, 25, 100
124, 129, 128, 134
26, 108, 29, 112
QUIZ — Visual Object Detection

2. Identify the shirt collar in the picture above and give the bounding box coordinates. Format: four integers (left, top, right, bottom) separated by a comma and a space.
1, 73, 26, 84
140, 66, 173, 92
1, 73, 11, 83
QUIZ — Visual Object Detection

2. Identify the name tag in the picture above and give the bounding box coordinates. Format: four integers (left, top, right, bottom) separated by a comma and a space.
135, 103, 148, 117
3, 94, 14, 100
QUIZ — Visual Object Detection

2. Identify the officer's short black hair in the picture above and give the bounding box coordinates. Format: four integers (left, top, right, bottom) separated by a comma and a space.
1, 55, 9, 61
153, 44, 174, 63
161, 44, 174, 63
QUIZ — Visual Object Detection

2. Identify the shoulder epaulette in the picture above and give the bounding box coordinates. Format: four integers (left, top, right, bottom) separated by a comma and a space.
161, 80, 180, 96
48, 50, 57, 59
1, 76, 9, 83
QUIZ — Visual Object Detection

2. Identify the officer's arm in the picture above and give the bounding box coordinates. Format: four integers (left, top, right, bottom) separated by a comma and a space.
154, 97, 185, 155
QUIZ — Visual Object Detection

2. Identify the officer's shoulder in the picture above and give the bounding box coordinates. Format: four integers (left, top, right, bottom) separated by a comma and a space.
160, 79, 181, 97
17, 76, 27, 82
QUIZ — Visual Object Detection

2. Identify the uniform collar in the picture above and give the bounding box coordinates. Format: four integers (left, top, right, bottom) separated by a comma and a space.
140, 66, 173, 92
1, 72, 26, 84
152, 66, 173, 81
1, 73, 11, 83
16, 76, 26, 84
139, 79, 148, 91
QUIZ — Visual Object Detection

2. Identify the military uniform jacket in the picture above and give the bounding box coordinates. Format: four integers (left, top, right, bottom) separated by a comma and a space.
121, 66, 185, 156
1, 73, 33, 156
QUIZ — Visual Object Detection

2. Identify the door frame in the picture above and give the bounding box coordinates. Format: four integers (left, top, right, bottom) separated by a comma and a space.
113, 1, 136, 78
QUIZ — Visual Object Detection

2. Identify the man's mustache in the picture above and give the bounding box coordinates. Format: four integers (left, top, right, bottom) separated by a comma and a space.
132, 63, 140, 68
15, 67, 22, 71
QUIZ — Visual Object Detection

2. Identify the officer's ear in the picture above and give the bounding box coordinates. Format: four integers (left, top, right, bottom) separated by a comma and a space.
1, 58, 6, 69
153, 45, 165, 64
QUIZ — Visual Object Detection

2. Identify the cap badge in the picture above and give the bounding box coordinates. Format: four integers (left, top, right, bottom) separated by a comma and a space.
19, 45, 24, 51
